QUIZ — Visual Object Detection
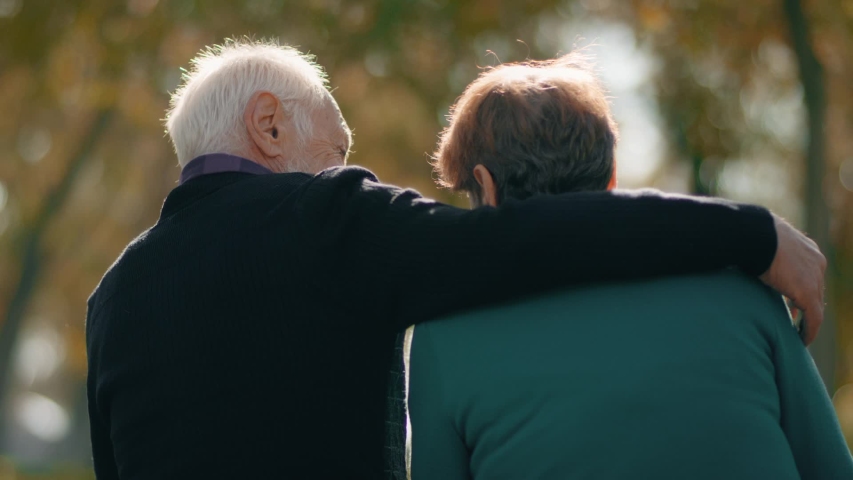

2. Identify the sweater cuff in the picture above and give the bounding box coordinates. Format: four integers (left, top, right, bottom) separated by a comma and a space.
736, 204, 777, 277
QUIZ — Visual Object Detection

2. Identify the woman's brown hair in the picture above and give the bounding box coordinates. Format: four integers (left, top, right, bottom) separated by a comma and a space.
433, 52, 619, 203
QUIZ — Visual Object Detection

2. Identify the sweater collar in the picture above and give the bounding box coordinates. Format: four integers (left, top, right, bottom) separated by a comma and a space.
179, 154, 273, 185
160, 154, 272, 222
159, 173, 242, 221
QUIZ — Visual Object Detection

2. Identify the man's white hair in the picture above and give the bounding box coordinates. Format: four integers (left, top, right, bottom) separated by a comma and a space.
165, 39, 331, 167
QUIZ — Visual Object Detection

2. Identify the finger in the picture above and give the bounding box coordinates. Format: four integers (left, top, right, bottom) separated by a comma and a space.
801, 300, 824, 346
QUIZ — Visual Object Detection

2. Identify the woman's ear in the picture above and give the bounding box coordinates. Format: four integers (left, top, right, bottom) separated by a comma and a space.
243, 91, 286, 158
473, 164, 499, 207
607, 160, 617, 190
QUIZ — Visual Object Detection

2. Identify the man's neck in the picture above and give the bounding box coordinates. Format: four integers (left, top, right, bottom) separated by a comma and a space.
179, 153, 274, 185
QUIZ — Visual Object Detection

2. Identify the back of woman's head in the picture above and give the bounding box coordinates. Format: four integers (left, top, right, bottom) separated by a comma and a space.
434, 52, 619, 204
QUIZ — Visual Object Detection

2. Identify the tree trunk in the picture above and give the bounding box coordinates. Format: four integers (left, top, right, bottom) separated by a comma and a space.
0, 109, 113, 449
783, 0, 834, 390
673, 115, 713, 196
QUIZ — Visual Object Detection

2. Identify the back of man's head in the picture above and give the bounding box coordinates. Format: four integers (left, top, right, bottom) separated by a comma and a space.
434, 52, 618, 204
165, 39, 331, 168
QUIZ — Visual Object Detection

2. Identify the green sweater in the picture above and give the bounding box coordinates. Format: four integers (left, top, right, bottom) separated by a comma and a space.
408, 271, 853, 479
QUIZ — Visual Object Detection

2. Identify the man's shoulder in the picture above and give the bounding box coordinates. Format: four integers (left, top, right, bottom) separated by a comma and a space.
87, 226, 158, 332
294, 165, 434, 205
247, 165, 380, 195
189, 166, 387, 207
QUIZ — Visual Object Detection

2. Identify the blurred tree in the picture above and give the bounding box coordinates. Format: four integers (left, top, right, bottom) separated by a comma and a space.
783, 0, 834, 388
0, 110, 114, 440
602, 0, 852, 390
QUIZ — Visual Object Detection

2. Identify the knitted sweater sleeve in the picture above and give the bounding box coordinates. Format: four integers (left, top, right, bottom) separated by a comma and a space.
296, 167, 777, 329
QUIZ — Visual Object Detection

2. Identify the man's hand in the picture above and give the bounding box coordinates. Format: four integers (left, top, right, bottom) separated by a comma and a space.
760, 214, 826, 345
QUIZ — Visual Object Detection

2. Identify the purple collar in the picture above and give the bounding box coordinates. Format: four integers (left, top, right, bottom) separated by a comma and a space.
180, 154, 274, 185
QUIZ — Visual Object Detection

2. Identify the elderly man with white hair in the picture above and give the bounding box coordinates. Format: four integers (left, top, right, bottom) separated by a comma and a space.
86, 39, 825, 480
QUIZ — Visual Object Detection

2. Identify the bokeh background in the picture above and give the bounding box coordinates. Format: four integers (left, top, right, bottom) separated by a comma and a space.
0, 0, 851, 477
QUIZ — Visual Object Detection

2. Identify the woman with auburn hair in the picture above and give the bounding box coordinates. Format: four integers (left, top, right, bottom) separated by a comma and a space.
405, 53, 851, 480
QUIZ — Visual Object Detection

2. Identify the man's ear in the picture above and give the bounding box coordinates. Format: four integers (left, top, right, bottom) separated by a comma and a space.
473, 164, 498, 207
243, 91, 285, 158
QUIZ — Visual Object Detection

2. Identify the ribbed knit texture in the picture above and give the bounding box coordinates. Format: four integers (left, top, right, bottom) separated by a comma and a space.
86, 166, 776, 480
